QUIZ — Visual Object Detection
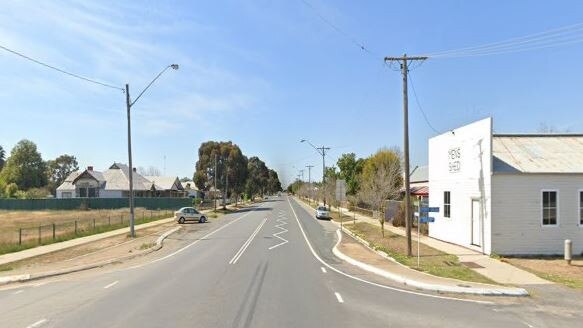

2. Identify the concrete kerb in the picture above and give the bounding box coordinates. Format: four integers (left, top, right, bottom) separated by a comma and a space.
0, 225, 182, 286
293, 197, 528, 297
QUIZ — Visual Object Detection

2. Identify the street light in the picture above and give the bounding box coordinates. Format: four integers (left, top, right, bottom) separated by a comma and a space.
300, 139, 330, 205
126, 64, 179, 238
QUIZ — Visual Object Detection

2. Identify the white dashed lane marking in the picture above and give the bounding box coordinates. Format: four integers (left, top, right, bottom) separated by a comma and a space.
334, 292, 344, 303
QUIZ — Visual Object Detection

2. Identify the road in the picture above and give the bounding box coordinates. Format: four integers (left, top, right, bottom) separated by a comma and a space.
0, 196, 579, 327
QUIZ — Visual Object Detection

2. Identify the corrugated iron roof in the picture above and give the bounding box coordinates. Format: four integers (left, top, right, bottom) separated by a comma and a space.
410, 165, 428, 183
493, 135, 583, 173
145, 176, 183, 191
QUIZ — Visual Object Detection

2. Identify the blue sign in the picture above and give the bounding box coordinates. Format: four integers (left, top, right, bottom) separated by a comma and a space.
420, 207, 439, 213
419, 217, 435, 223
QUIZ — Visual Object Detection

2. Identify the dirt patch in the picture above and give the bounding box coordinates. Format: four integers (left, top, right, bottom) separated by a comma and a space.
0, 222, 176, 276
503, 256, 583, 289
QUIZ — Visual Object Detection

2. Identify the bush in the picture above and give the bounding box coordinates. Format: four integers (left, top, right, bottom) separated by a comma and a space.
4, 183, 18, 198
392, 201, 409, 227
24, 187, 51, 199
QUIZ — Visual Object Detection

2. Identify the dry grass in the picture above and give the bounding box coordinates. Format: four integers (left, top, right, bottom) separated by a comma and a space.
0, 208, 169, 232
503, 256, 583, 289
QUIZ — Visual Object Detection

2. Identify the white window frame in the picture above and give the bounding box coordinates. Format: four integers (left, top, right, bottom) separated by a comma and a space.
541, 189, 559, 227
443, 191, 451, 219
578, 189, 583, 227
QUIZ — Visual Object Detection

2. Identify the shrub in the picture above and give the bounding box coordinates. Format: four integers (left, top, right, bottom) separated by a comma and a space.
392, 201, 409, 227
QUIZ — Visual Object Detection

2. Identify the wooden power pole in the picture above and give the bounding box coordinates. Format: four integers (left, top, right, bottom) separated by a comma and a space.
384, 54, 427, 257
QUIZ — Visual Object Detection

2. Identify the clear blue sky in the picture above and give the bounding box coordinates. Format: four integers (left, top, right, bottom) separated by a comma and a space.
1, 0, 583, 186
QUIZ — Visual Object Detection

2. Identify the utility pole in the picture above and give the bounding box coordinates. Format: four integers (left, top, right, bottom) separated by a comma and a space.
384, 54, 427, 257
300, 139, 330, 206
224, 165, 229, 210
214, 154, 218, 212
306, 165, 314, 203
125, 84, 135, 238
124, 64, 178, 238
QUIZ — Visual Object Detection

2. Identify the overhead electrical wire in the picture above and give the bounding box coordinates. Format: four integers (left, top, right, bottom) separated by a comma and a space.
0, 44, 124, 92
424, 22, 583, 58
298, 0, 378, 58
408, 72, 440, 134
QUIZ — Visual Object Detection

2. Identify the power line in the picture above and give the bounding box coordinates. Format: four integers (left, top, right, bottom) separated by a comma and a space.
298, 0, 377, 57
424, 22, 583, 58
408, 72, 439, 134
0, 44, 124, 92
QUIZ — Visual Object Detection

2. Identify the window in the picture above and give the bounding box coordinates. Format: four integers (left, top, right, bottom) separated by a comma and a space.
444, 191, 451, 218
79, 188, 87, 198
88, 187, 97, 198
579, 191, 583, 226
542, 191, 557, 226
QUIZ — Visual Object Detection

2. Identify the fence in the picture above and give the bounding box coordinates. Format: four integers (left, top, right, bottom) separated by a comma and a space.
0, 197, 191, 211
0, 208, 171, 251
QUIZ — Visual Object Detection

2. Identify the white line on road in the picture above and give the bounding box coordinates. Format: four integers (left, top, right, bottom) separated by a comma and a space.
26, 319, 47, 328
286, 197, 493, 305
521, 321, 535, 328
321, 267, 327, 273
229, 218, 268, 264
334, 292, 344, 303
103, 281, 119, 289
12, 289, 24, 295
268, 216, 289, 250
129, 205, 261, 268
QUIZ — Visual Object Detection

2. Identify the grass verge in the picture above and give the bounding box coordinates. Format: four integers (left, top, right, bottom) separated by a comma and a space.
346, 222, 495, 284
0, 214, 169, 256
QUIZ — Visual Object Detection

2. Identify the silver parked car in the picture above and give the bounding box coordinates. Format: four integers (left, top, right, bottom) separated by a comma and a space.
315, 206, 330, 220
175, 207, 207, 224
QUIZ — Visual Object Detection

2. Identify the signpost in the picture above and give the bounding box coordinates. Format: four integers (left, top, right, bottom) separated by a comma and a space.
417, 206, 439, 267
336, 180, 347, 230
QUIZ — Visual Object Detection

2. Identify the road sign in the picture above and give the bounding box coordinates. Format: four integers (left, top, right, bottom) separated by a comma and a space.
420, 207, 439, 213
419, 217, 435, 223
335, 179, 346, 202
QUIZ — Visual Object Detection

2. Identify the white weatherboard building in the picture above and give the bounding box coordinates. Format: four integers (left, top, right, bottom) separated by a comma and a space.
428, 117, 583, 255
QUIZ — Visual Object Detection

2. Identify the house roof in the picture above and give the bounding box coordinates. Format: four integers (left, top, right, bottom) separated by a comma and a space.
409, 165, 428, 183
56, 171, 80, 191
102, 163, 152, 191
493, 135, 583, 173
145, 176, 183, 191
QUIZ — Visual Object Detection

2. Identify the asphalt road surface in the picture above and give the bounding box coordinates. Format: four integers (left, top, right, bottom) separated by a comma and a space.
0, 196, 580, 327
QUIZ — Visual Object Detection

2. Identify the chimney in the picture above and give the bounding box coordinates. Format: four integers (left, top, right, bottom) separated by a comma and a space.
87, 166, 94, 171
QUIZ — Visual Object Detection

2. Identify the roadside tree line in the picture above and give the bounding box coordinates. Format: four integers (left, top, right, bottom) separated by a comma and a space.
193, 141, 282, 204
288, 147, 403, 217
0, 140, 78, 199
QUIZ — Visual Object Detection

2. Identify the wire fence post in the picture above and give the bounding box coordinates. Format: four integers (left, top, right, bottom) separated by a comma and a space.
108, 216, 111, 226
75, 220, 78, 235
52, 223, 56, 241
38, 225, 41, 245
93, 218, 96, 230
18, 228, 22, 245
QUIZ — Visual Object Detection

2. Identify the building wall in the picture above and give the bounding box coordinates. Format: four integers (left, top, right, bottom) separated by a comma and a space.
491, 174, 583, 255
428, 118, 493, 254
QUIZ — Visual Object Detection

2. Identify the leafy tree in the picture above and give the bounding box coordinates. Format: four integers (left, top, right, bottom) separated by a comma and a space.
0, 140, 47, 190
245, 156, 269, 199
24, 187, 51, 199
266, 169, 282, 194
336, 153, 364, 195
193, 141, 248, 206
180, 177, 191, 182
358, 148, 403, 211
46, 154, 79, 195
0, 145, 5, 171
4, 183, 18, 198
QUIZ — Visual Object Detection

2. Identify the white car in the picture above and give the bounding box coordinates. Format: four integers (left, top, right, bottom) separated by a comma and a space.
175, 207, 207, 224
315, 206, 330, 220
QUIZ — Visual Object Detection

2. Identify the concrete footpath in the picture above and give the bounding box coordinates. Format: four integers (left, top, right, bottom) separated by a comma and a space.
296, 197, 532, 296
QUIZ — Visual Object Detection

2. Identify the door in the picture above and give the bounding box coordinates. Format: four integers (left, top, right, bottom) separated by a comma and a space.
471, 199, 482, 246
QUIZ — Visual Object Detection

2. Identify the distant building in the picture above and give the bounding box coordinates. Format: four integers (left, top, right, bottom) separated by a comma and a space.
429, 117, 583, 255
56, 163, 186, 199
